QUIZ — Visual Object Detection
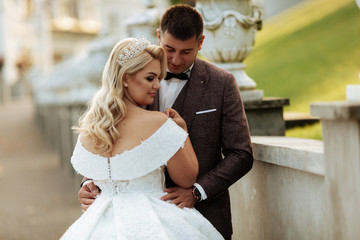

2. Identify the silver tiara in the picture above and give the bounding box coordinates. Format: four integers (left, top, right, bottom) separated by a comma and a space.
117, 37, 151, 66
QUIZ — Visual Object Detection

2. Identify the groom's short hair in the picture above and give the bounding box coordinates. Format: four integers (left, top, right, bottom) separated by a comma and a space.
159, 4, 204, 42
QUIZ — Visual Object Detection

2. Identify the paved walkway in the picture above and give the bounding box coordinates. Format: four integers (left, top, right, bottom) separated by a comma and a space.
0, 98, 80, 239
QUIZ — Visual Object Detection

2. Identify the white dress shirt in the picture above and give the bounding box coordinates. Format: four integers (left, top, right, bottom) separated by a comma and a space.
159, 78, 188, 112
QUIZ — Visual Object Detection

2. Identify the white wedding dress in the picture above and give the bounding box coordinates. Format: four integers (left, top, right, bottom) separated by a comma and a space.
60, 118, 223, 240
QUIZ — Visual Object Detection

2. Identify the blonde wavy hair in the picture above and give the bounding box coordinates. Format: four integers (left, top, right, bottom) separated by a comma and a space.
74, 38, 167, 154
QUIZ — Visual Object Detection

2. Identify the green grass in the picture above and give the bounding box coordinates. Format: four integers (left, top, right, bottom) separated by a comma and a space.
245, 0, 360, 113
286, 122, 323, 140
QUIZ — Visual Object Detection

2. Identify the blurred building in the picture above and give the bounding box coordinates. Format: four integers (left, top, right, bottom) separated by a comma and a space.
0, 0, 168, 103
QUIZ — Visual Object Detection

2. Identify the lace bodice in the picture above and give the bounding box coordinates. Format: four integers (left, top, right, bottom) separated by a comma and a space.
94, 167, 165, 197
71, 118, 188, 181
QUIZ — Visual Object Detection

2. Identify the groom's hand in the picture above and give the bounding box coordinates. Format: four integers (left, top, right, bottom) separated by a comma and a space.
78, 181, 99, 212
161, 187, 197, 209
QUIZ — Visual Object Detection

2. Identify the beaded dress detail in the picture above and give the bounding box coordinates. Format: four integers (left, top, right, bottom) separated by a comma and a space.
60, 118, 223, 240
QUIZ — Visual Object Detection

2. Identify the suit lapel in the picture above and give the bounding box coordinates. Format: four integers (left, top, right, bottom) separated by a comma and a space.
173, 59, 208, 130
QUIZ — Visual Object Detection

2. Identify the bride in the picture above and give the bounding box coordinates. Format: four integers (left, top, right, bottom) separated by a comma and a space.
60, 37, 223, 239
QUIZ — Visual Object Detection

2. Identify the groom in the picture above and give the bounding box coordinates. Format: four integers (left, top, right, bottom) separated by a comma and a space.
79, 4, 253, 240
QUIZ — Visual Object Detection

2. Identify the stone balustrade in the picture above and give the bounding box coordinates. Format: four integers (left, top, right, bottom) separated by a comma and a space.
34, 100, 360, 239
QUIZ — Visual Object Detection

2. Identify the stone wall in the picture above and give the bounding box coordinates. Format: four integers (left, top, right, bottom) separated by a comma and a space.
230, 101, 360, 239
230, 137, 326, 239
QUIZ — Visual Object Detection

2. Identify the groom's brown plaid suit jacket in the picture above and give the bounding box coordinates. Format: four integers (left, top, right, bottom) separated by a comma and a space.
149, 58, 253, 239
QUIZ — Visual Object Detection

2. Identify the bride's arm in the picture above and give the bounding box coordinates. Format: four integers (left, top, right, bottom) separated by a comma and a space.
164, 108, 199, 188
167, 136, 199, 188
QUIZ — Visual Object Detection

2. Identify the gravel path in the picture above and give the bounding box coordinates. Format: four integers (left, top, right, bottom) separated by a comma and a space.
0, 98, 81, 240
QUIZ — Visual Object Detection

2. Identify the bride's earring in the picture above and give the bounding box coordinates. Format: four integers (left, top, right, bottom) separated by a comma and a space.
123, 74, 128, 88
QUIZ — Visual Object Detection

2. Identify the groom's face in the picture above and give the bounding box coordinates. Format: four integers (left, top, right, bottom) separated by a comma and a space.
158, 30, 204, 74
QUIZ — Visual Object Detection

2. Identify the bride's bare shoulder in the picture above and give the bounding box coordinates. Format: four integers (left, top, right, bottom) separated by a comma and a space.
143, 110, 168, 129
122, 109, 168, 133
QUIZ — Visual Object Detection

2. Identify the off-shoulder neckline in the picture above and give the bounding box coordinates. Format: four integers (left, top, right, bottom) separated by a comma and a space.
77, 118, 173, 160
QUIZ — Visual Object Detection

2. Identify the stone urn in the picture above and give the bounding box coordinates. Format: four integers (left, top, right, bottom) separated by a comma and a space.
196, 0, 263, 100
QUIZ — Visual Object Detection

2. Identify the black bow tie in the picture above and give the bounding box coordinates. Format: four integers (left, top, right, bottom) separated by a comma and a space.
164, 72, 189, 80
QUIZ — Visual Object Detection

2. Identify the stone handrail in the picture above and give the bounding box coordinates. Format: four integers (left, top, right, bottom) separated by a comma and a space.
251, 136, 324, 175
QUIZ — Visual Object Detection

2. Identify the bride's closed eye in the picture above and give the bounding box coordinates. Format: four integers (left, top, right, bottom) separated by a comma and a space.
146, 73, 159, 82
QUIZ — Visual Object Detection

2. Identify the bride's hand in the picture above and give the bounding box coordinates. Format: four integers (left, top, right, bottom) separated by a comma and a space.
164, 108, 187, 131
